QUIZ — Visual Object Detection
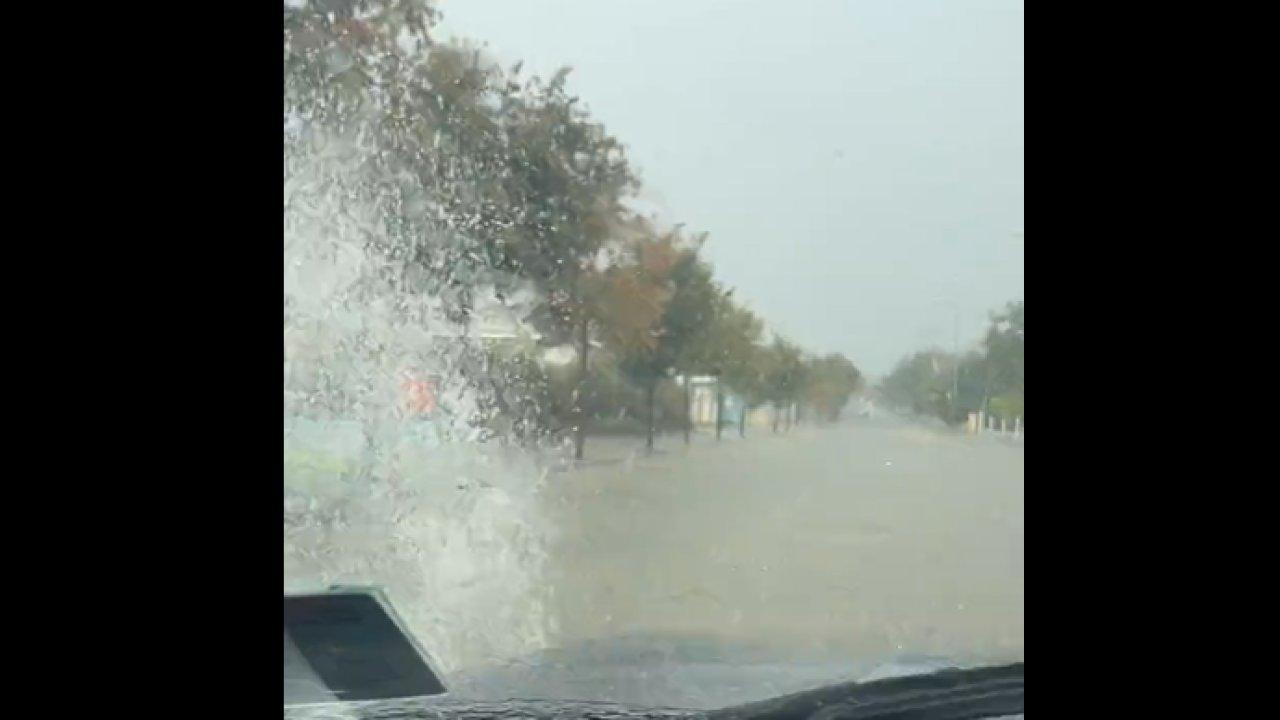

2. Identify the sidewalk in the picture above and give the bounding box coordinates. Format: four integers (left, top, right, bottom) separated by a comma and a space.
550, 423, 815, 472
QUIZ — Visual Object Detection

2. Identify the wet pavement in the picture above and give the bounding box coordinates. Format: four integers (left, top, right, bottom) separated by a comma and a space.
535, 415, 1023, 696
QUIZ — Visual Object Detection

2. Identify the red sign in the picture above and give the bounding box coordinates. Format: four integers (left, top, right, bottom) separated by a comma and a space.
402, 377, 438, 415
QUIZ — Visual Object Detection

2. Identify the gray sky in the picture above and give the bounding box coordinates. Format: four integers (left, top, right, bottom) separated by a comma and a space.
437, 0, 1023, 377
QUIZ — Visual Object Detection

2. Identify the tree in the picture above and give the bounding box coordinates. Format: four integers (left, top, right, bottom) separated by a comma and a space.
490, 68, 638, 459
285, 1, 524, 320
803, 354, 864, 423
661, 244, 721, 444
982, 301, 1024, 420
287, 1, 647, 458
284, 1, 891, 451
616, 234, 712, 451
878, 349, 957, 422
760, 337, 805, 432
285, 0, 523, 434
702, 291, 763, 438
879, 300, 1023, 427
731, 342, 771, 438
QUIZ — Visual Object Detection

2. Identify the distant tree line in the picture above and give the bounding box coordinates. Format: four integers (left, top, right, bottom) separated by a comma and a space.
877, 301, 1024, 426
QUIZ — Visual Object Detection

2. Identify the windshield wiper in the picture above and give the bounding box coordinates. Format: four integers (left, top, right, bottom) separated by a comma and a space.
285, 587, 447, 704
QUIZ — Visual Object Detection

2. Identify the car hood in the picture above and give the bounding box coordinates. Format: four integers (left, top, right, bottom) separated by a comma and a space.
445, 634, 962, 709
285, 654, 1021, 720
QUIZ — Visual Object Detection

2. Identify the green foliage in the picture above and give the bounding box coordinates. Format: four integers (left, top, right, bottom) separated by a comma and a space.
988, 394, 1023, 422
760, 337, 805, 408
879, 350, 957, 421
284, 0, 873, 444
616, 235, 714, 387
983, 301, 1024, 405
803, 354, 864, 422
880, 301, 1024, 426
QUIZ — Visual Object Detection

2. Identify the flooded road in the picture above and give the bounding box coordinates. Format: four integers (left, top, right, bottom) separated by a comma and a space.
285, 415, 1023, 708
539, 417, 1023, 672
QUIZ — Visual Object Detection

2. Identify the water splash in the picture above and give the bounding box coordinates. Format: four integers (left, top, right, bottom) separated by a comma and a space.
284, 122, 557, 677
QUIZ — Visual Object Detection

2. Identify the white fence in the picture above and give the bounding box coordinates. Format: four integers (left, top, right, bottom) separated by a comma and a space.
965, 411, 1022, 440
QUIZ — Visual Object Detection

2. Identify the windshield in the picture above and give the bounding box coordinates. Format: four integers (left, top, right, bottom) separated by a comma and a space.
284, 0, 1023, 711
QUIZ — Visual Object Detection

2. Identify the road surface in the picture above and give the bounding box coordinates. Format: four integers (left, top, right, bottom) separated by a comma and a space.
284, 413, 1023, 707
538, 415, 1023, 674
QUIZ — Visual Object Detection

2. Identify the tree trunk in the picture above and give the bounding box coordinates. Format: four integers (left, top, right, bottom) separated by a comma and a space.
646, 378, 656, 453
739, 404, 746, 438
683, 373, 691, 445
573, 316, 588, 461
772, 404, 780, 433
715, 378, 724, 441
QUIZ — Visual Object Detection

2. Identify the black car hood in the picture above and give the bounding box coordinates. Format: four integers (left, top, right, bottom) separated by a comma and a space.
285, 661, 1023, 720
284, 591, 1021, 718
446, 635, 1007, 710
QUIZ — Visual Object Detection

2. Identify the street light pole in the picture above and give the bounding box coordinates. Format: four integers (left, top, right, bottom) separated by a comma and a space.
931, 295, 961, 421
714, 368, 724, 441
952, 309, 960, 418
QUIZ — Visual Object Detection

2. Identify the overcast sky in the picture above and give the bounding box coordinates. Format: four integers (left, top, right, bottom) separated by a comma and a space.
437, 0, 1023, 377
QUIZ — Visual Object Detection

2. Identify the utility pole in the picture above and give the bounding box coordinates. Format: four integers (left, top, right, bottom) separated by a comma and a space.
683, 372, 692, 445
952, 309, 960, 418
932, 295, 961, 422
714, 368, 724, 441
646, 376, 656, 453
574, 316, 588, 461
